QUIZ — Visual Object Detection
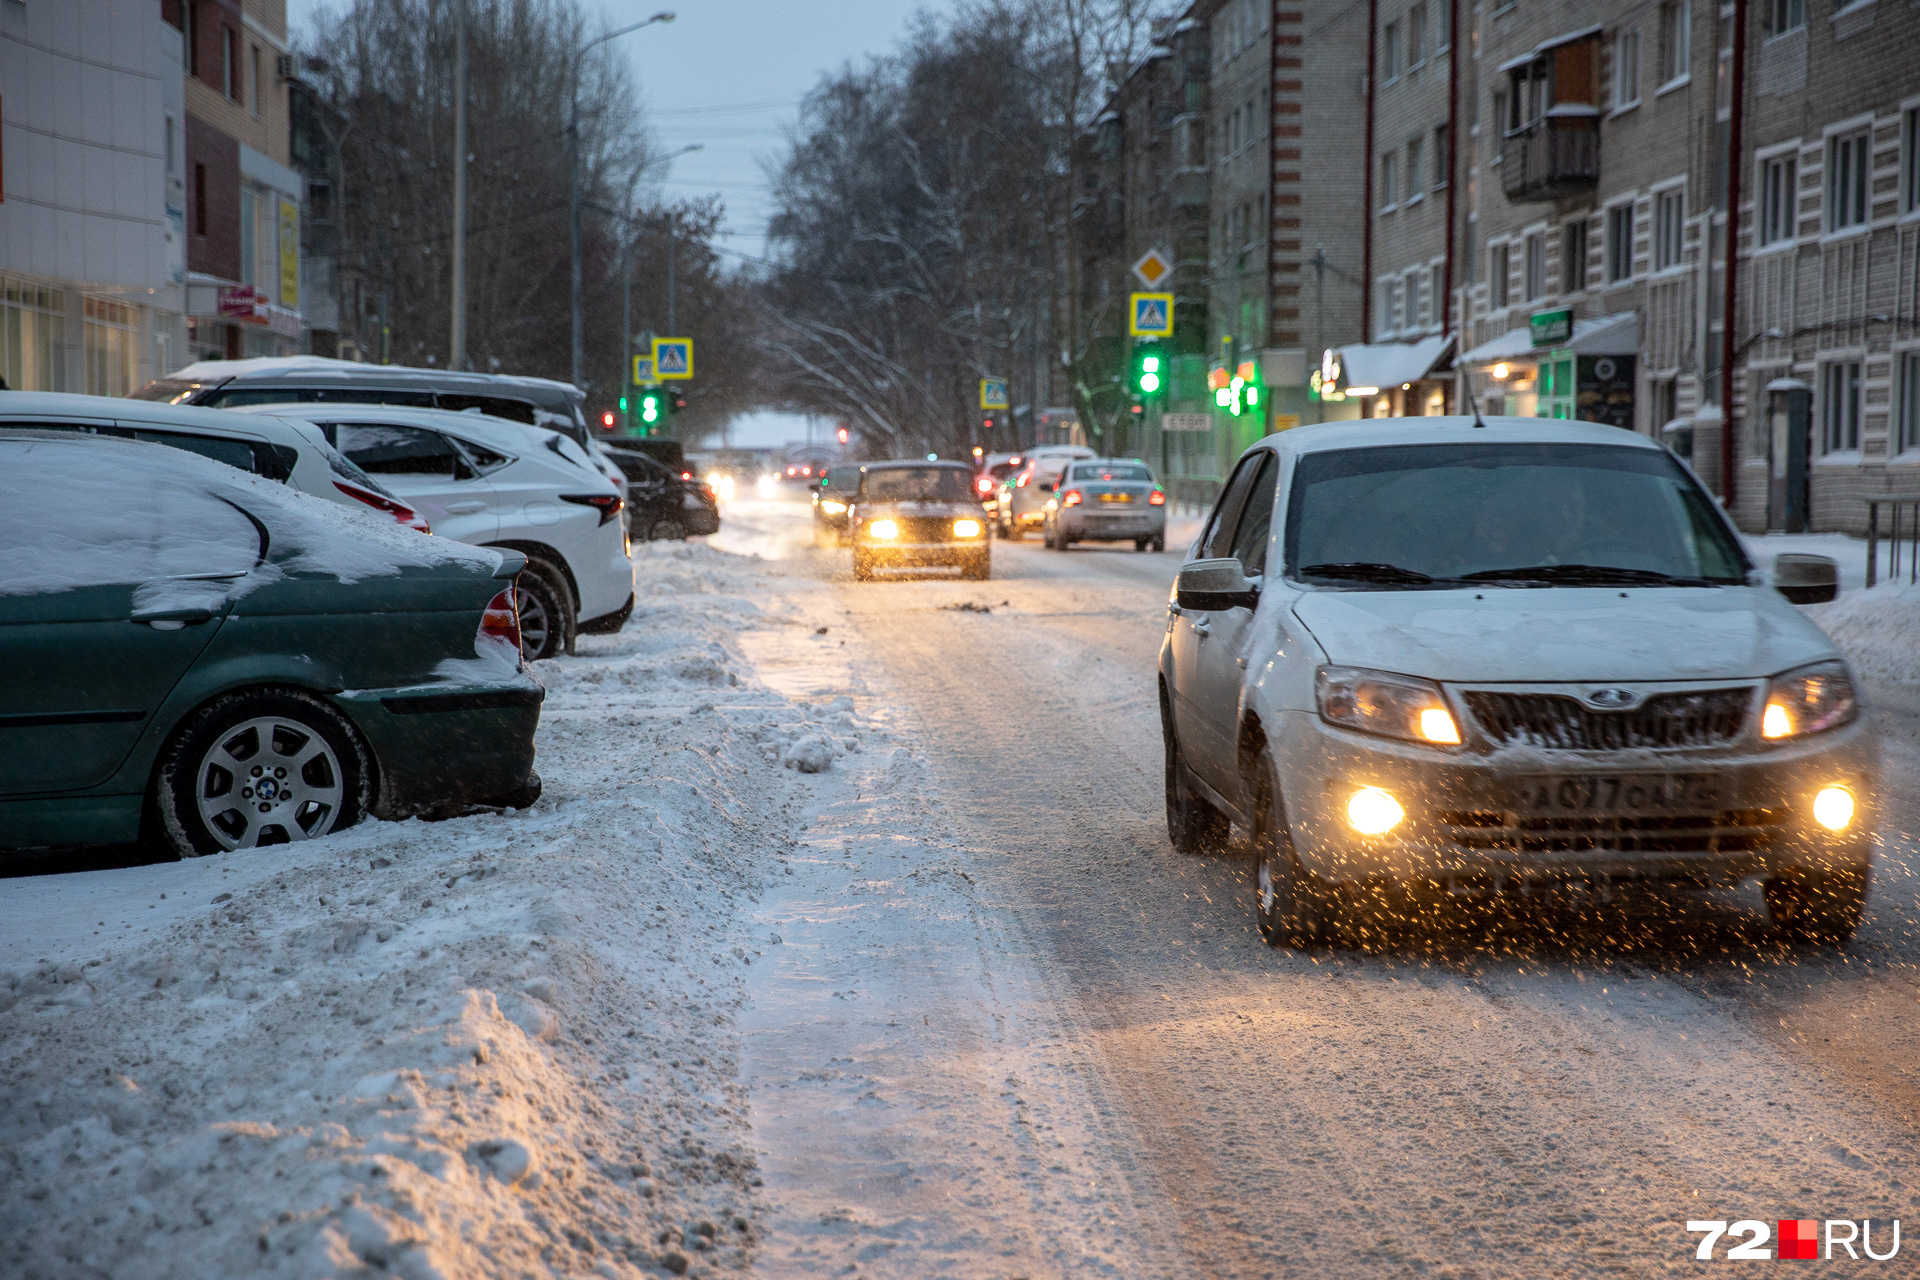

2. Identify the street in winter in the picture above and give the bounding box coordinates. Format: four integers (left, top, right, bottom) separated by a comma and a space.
6, 0, 1920, 1277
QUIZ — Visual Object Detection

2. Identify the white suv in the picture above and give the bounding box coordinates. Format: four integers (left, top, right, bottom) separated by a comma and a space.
233, 404, 632, 660
1161, 418, 1876, 949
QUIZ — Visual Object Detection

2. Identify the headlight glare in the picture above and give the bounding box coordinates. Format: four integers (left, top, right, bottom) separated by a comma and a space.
1763, 661, 1856, 740
1316, 666, 1461, 746
868, 518, 899, 541
1346, 788, 1405, 835
820, 499, 847, 515
953, 518, 982, 538
1812, 786, 1855, 831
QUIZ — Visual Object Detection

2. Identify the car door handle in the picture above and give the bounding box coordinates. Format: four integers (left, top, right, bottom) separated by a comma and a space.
1192, 618, 1211, 637
132, 607, 214, 628
1236, 656, 1248, 669
444, 501, 488, 514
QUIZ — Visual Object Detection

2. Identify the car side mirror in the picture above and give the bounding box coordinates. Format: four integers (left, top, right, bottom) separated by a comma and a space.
1773, 553, 1838, 604
1176, 557, 1260, 611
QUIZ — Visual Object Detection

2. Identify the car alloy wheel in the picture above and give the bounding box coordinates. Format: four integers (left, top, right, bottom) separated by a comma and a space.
511, 562, 572, 662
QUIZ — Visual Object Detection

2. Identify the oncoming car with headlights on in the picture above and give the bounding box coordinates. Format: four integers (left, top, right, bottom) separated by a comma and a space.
1159, 418, 1877, 949
849, 460, 991, 581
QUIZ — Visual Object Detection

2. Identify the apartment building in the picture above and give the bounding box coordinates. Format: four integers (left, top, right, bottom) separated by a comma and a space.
0, 0, 186, 394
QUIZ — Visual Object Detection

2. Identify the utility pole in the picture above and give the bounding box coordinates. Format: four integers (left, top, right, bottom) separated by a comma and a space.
449, 0, 467, 369
665, 216, 675, 335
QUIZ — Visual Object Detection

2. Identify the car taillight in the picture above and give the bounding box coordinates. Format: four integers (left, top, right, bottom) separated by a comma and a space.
680, 470, 692, 480
1015, 473, 1030, 487
1061, 489, 1083, 507
1148, 489, 1167, 506
560, 492, 624, 525
480, 587, 521, 652
334, 480, 431, 534
975, 475, 992, 493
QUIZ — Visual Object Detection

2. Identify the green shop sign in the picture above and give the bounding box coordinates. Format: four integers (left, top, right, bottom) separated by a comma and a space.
1530, 308, 1573, 347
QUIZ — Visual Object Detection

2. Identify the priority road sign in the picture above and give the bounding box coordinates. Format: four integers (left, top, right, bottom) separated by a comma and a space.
979, 377, 1009, 410
652, 338, 693, 380
1131, 248, 1173, 289
1129, 293, 1174, 337
632, 354, 655, 385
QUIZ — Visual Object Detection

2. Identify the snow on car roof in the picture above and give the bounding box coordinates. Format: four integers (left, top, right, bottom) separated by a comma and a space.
0, 389, 299, 438
0, 434, 499, 604
160, 355, 583, 399
1263, 416, 1665, 457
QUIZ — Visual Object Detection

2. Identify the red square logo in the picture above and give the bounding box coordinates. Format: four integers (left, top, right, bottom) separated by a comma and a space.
1779, 1219, 1819, 1260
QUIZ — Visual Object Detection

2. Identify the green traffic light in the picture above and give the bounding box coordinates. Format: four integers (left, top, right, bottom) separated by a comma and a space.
1142, 354, 1161, 374
1246, 385, 1260, 406
1140, 371, 1161, 393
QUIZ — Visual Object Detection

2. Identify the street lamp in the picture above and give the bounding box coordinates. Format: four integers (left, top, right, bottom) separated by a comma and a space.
570, 10, 675, 389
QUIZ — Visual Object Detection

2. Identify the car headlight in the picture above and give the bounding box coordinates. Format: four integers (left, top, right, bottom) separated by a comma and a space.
953, 518, 982, 538
1315, 665, 1461, 745
820, 499, 847, 515
1762, 660, 1857, 740
867, 518, 899, 541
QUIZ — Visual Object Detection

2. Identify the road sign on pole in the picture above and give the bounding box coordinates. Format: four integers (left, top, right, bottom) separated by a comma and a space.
631, 354, 655, 385
1131, 248, 1173, 289
652, 338, 693, 380
1129, 293, 1174, 337
979, 377, 1009, 410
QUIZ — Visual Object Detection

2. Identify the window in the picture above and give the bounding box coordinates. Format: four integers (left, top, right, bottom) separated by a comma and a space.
1437, 0, 1451, 49
1654, 188, 1685, 271
1827, 130, 1869, 231
1821, 361, 1862, 452
1658, 1, 1690, 84
83, 297, 140, 398
1562, 219, 1589, 293
330, 424, 469, 477
1431, 264, 1447, 327
1606, 204, 1634, 281
1383, 23, 1399, 81
250, 45, 260, 116
1900, 351, 1920, 452
193, 163, 207, 236
0, 276, 68, 393
1613, 25, 1641, 108
1524, 232, 1546, 300
1382, 152, 1398, 208
1904, 107, 1919, 214
1491, 242, 1511, 308
1407, 136, 1424, 198
1390, 278, 1404, 332
1407, 267, 1426, 327
1433, 125, 1449, 188
1409, 4, 1428, 67
239, 189, 255, 287
1377, 282, 1394, 337
223, 25, 236, 99
1767, 0, 1805, 36
1760, 155, 1797, 244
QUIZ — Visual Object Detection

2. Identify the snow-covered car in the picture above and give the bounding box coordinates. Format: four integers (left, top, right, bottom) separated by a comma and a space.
0, 434, 542, 856
1040, 457, 1168, 552
0, 391, 432, 532
230, 404, 632, 661
1160, 418, 1878, 948
849, 460, 991, 581
993, 445, 1094, 539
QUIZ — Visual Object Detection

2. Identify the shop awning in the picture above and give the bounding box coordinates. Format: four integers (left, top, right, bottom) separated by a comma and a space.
1335, 334, 1452, 393
1458, 311, 1639, 365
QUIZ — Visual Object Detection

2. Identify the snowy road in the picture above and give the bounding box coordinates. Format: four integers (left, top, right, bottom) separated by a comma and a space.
735, 499, 1920, 1278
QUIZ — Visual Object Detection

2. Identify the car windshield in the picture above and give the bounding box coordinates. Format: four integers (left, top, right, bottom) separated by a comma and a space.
1071, 462, 1152, 482
860, 467, 973, 501
1286, 442, 1749, 587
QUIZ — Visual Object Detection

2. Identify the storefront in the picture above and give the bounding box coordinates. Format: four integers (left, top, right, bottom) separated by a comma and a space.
1456, 310, 1639, 429
1308, 335, 1452, 421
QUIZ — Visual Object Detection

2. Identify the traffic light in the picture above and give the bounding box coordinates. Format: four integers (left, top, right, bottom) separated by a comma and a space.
1131, 340, 1165, 398
638, 388, 664, 429
601, 410, 616, 430
1211, 362, 1261, 417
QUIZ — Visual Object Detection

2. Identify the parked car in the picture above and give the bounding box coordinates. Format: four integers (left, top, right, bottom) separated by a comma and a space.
230, 404, 632, 660
994, 445, 1094, 539
1160, 418, 1876, 949
0, 433, 543, 856
133, 355, 633, 517
614, 437, 687, 472
812, 464, 863, 546
0, 391, 432, 533
973, 452, 1025, 511
599, 443, 722, 540
1041, 457, 1168, 552
849, 461, 990, 581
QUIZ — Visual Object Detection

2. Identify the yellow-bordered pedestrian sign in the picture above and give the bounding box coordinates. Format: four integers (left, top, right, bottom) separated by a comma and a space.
979, 377, 1009, 410
1129, 293, 1173, 337
631, 354, 655, 385
652, 337, 693, 380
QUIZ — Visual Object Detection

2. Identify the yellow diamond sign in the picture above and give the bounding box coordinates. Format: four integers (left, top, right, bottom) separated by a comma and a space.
1131, 248, 1173, 289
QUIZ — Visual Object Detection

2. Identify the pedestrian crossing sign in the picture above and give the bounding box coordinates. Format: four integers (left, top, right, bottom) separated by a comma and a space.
979, 377, 1010, 410
652, 338, 693, 380
1129, 293, 1174, 337
631, 354, 655, 385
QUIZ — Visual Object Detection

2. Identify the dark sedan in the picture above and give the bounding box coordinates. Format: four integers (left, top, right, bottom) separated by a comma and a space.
600, 444, 721, 540
1, 434, 543, 857
848, 461, 991, 581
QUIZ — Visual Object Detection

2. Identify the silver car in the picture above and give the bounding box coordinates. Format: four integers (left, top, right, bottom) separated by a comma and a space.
1041, 457, 1168, 552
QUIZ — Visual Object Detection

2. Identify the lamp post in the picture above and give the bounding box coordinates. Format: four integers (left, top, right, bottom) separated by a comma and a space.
569, 10, 674, 389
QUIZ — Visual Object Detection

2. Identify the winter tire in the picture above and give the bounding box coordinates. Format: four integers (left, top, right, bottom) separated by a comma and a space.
1765, 866, 1868, 945
488, 771, 543, 811
1041, 522, 1055, 549
1136, 538, 1151, 552
1252, 769, 1334, 948
1152, 535, 1166, 552
513, 563, 571, 662
1161, 693, 1227, 854
157, 688, 370, 857
648, 517, 687, 542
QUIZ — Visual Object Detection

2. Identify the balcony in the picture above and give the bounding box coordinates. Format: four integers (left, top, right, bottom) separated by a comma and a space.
1500, 114, 1599, 203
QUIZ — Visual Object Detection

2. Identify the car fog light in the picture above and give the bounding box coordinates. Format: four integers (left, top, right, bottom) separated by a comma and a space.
953, 518, 982, 538
1346, 787, 1404, 836
1812, 786, 1855, 832
868, 518, 899, 541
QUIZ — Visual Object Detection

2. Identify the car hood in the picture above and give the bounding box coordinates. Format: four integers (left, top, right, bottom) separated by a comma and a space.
1288, 586, 1839, 683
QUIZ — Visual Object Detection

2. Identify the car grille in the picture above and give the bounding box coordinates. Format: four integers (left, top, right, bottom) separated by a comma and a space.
1461, 688, 1752, 751
891, 515, 958, 541
1438, 807, 1783, 855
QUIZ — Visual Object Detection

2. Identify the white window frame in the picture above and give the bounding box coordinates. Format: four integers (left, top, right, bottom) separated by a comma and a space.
1653, 185, 1686, 272
1406, 267, 1425, 328
1903, 103, 1920, 217
1657, 0, 1691, 90
1382, 152, 1399, 210
1384, 22, 1400, 83
1825, 127, 1871, 234
1406, 136, 1425, 203
1898, 349, 1920, 455
1821, 359, 1864, 454
1757, 148, 1799, 247
1605, 202, 1635, 282
1409, 3, 1428, 69
1490, 241, 1512, 310
1562, 218, 1589, 294
1612, 25, 1642, 112
1767, 0, 1806, 36
1524, 231, 1547, 301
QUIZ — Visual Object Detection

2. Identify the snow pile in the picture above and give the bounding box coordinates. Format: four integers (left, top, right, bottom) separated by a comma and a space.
1807, 580, 1920, 691
0, 539, 874, 1280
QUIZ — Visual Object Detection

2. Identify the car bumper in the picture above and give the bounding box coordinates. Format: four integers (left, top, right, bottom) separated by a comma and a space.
1060, 508, 1165, 538
336, 683, 543, 817
1273, 710, 1878, 886
856, 539, 988, 565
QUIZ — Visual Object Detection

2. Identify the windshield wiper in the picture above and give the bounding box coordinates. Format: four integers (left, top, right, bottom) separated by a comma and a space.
1299, 562, 1447, 585
1460, 563, 1721, 587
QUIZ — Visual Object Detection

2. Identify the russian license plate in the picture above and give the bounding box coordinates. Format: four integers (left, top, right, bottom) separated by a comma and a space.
1513, 774, 1719, 814
1097, 492, 1133, 503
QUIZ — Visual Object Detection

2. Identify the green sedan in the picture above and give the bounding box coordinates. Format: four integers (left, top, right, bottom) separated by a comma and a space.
0, 432, 544, 856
